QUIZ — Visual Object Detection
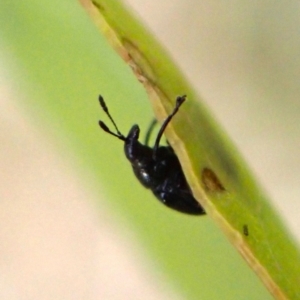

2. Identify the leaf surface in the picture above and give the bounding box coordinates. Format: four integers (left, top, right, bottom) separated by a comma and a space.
80, 0, 300, 299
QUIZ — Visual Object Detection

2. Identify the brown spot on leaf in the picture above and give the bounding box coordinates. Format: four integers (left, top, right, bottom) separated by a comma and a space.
91, 0, 105, 11
122, 39, 156, 84
202, 167, 225, 192
243, 224, 249, 236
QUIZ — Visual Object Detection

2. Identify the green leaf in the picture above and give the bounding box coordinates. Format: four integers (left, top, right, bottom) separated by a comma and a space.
80, 0, 300, 299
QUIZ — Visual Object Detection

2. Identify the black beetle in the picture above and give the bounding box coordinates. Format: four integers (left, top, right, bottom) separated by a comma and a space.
98, 95, 205, 215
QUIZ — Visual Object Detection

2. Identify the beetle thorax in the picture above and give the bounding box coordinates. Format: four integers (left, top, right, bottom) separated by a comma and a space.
124, 127, 156, 188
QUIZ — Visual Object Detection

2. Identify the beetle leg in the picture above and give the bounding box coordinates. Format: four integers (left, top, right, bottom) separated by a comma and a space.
144, 119, 157, 146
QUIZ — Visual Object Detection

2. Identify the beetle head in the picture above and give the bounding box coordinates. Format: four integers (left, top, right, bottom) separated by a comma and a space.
126, 124, 140, 141
124, 124, 143, 161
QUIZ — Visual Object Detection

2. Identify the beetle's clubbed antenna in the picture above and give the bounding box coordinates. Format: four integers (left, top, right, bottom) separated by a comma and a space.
153, 95, 186, 158
98, 95, 126, 141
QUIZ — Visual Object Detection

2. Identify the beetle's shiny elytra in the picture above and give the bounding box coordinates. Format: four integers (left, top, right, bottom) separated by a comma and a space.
98, 95, 205, 215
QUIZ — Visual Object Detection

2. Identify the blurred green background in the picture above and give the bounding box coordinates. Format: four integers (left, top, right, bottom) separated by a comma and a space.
0, 0, 299, 299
